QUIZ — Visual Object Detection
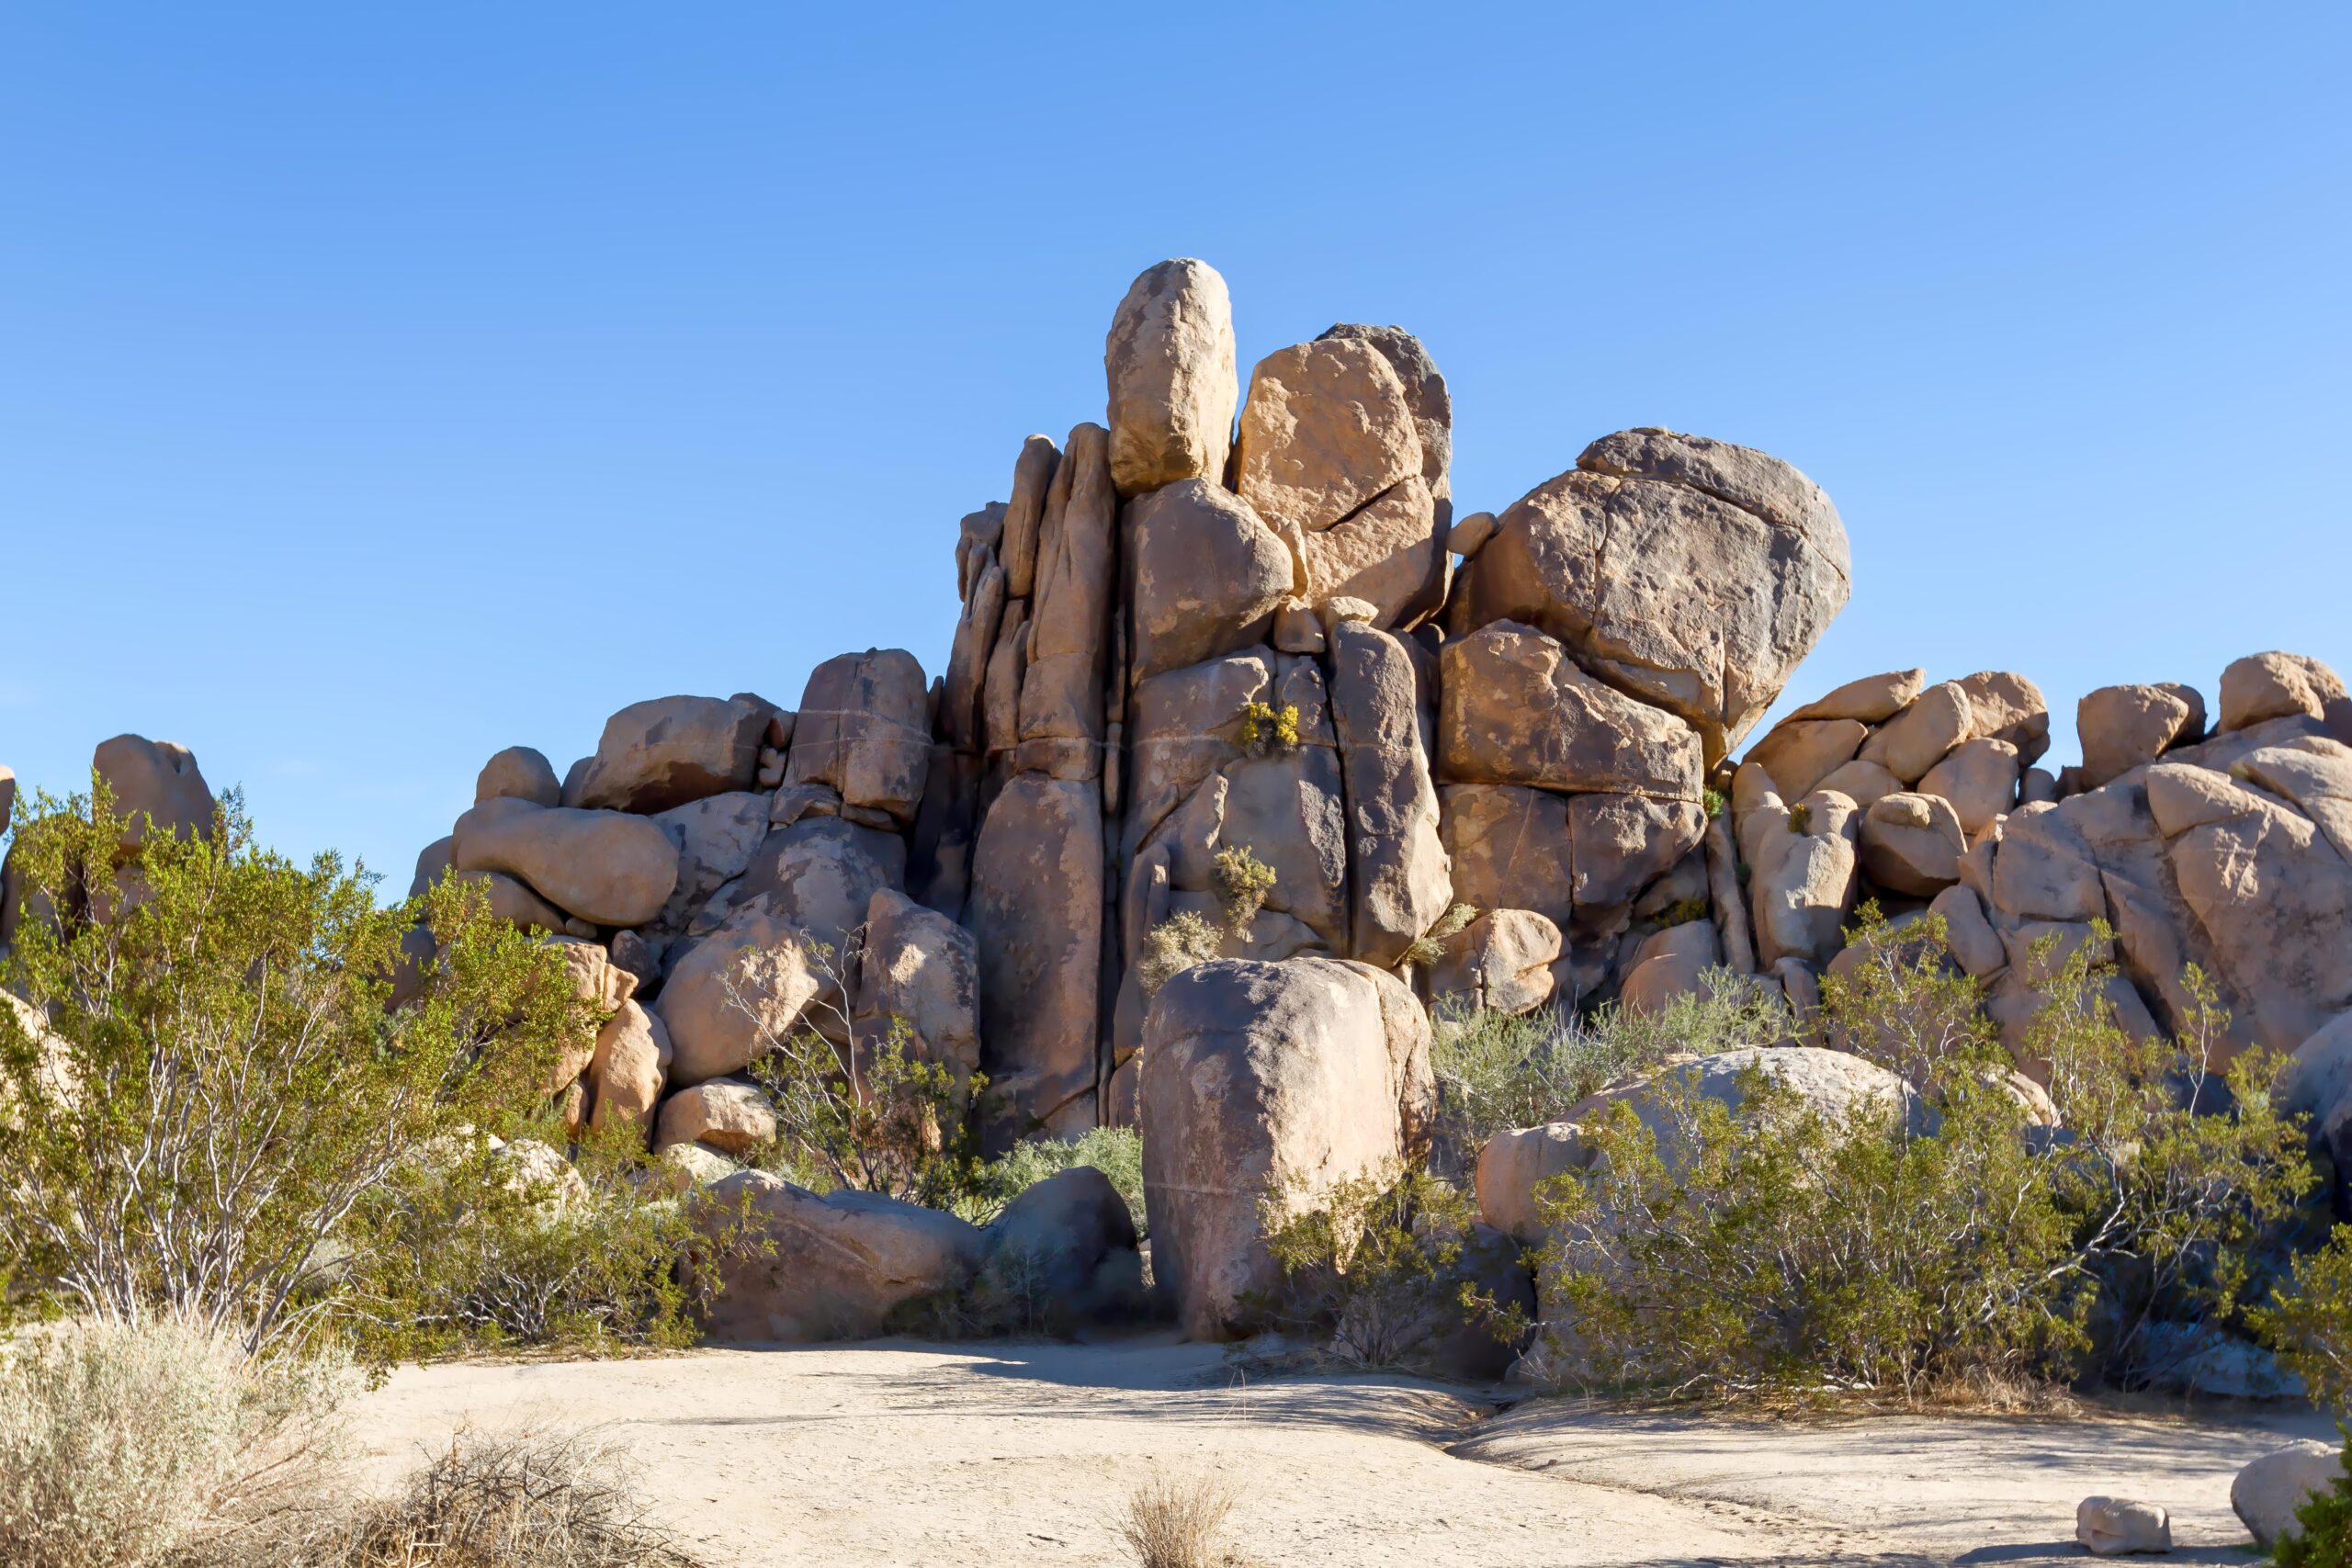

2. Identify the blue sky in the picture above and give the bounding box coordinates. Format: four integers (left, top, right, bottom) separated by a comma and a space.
3, 5, 2346, 888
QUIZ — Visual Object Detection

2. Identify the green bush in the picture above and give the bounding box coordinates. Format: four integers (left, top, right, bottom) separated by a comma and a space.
1430, 968, 1787, 1151
1524, 920, 2313, 1404
1137, 910, 1224, 997
1399, 901, 1478, 969
1208, 844, 1277, 932
960, 1124, 1146, 1233
1255, 1163, 1494, 1368
2276, 1427, 2352, 1568
0, 787, 594, 1357
749, 1013, 979, 1210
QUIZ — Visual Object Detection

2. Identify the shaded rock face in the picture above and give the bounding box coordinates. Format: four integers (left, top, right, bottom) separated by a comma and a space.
476, 746, 561, 808
1448, 429, 1850, 763
965, 773, 1103, 1134
1139, 958, 1432, 1340
702, 1172, 984, 1343
973, 1166, 1143, 1333
1328, 620, 1451, 966
564, 695, 771, 815
853, 887, 980, 1078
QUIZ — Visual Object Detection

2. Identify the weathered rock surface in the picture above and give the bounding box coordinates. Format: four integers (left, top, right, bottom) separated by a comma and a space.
1954, 671, 2050, 765
1786, 669, 1927, 725
1917, 737, 2019, 838
1105, 258, 1238, 497
1858, 792, 1965, 896
647, 791, 771, 935
785, 650, 931, 829
1125, 479, 1296, 685
1318, 321, 1452, 501
1234, 335, 1421, 544
1015, 423, 1116, 775
452, 796, 678, 927
965, 774, 1103, 1133
94, 734, 213, 847
564, 695, 770, 815
1747, 718, 1866, 801
737, 817, 906, 955
653, 1077, 776, 1156
1439, 621, 1702, 800
703, 1171, 985, 1343
1140, 958, 1424, 1339
1294, 474, 1447, 631
853, 887, 980, 1078
2075, 1497, 2170, 1556
1329, 619, 1450, 966
588, 998, 669, 1137
654, 902, 821, 1089
1857, 681, 1971, 784
1450, 430, 1849, 761
2233, 1441, 2345, 1549
476, 746, 561, 807
1619, 919, 1724, 1014
2078, 682, 2204, 790
1426, 908, 1561, 1016
973, 1166, 1143, 1332
1440, 784, 1576, 931
2222, 651, 2346, 733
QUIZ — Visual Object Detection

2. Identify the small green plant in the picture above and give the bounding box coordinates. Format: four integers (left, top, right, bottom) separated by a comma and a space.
1400, 902, 1479, 968
1702, 787, 1727, 820
1657, 897, 1711, 928
751, 1014, 980, 1209
2256, 1231, 2352, 1412
960, 1124, 1146, 1234
1236, 700, 1300, 758
1786, 799, 1813, 833
1209, 844, 1277, 933
1256, 1163, 1490, 1369
1138, 910, 1225, 997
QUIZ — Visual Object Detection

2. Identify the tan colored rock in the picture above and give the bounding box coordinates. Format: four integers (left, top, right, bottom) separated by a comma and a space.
785, 650, 931, 829
1476, 1122, 1594, 1243
588, 998, 669, 1137
93, 734, 212, 848
407, 835, 455, 898
563, 695, 770, 814
1448, 510, 1497, 558
1813, 758, 1902, 810
1105, 258, 1238, 498
737, 817, 906, 956
1139, 958, 1414, 1338
1928, 885, 2008, 978
980, 601, 1029, 761
1450, 430, 1849, 761
654, 903, 822, 1088
1317, 321, 1451, 499
998, 434, 1058, 600
1440, 784, 1576, 931
954, 501, 1005, 604
2075, 1497, 2169, 1556
1786, 669, 1927, 724
1620, 919, 1724, 1015
1746, 718, 1866, 801
476, 746, 560, 807
2234, 1441, 2345, 1549
453, 867, 573, 935
1271, 603, 1326, 654
1917, 737, 2020, 837
1121, 649, 1280, 860
1233, 336, 1420, 542
1426, 908, 1562, 1016
853, 887, 980, 1079
2222, 650, 2347, 733
1858, 792, 1966, 896
1951, 671, 2048, 764
939, 546, 1006, 755
1017, 423, 1116, 774
646, 791, 771, 934
1858, 682, 1972, 783
1748, 789, 1860, 967
2078, 682, 2205, 789
2238, 739, 2352, 865
1295, 474, 1446, 630
1125, 479, 1296, 685
653, 1077, 776, 1156
1439, 621, 1702, 800
1329, 619, 1451, 966
965, 774, 1103, 1133
1571, 793, 1708, 918
702, 1171, 985, 1342
452, 796, 678, 928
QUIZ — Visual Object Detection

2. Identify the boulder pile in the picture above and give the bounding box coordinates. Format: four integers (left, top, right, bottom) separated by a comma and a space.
5, 258, 2346, 1361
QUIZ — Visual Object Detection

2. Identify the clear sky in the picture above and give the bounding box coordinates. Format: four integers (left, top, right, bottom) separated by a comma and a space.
3, 5, 2346, 890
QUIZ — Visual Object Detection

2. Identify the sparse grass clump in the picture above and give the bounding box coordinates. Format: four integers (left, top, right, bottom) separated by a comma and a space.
1399, 901, 1478, 969
1123, 1472, 1251, 1568
0, 1316, 353, 1568
1139, 910, 1225, 997
1208, 844, 1277, 933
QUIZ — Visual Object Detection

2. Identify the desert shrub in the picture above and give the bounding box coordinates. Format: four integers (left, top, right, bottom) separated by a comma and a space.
1702, 786, 1727, 820
1399, 900, 1478, 969
1525, 922, 2313, 1404
1208, 844, 1277, 932
0, 788, 594, 1356
1138, 910, 1225, 997
328, 1127, 748, 1361
1430, 968, 1787, 1151
252, 1426, 704, 1568
1255, 1163, 1492, 1368
1820, 907, 1999, 1094
749, 1013, 978, 1209
1122, 1472, 1247, 1568
1235, 700, 1299, 758
2255, 1231, 2352, 1411
1656, 897, 1711, 929
960, 1124, 1146, 1233
1786, 800, 1812, 833
0, 1315, 354, 1568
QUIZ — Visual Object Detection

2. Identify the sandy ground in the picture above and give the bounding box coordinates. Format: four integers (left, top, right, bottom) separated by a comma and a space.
350, 1336, 2332, 1567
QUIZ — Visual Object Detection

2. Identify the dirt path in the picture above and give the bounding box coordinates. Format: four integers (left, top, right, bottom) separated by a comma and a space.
349, 1336, 2324, 1567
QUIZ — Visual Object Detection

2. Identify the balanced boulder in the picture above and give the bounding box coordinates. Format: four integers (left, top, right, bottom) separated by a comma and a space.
451, 796, 677, 928
1105, 258, 1238, 498
785, 650, 931, 829
564, 695, 771, 814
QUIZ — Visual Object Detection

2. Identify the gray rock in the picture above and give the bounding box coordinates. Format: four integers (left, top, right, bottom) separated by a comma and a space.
974, 1166, 1144, 1333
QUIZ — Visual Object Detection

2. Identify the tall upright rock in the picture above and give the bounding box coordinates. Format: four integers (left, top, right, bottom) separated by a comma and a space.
1105, 259, 1238, 498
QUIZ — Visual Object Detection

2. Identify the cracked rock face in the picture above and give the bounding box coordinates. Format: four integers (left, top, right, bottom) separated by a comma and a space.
1448, 428, 1850, 764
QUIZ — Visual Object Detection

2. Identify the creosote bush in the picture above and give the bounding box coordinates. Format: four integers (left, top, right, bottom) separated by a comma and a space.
0, 785, 597, 1358
1522, 915, 2314, 1405
1255, 1163, 1499, 1369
